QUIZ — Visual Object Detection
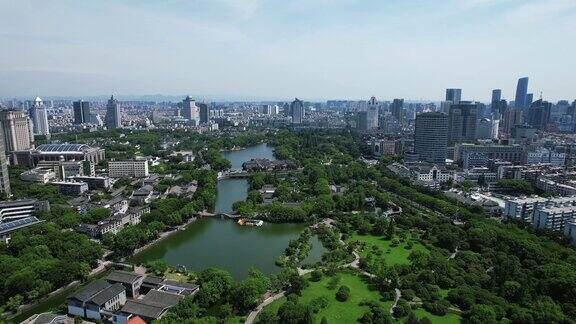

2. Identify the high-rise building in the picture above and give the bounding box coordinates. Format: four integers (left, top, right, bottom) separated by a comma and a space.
199, 103, 209, 124
514, 77, 529, 109
105, 95, 121, 129
502, 108, 523, 134
390, 99, 404, 121
0, 109, 33, 152
366, 96, 379, 129
476, 118, 499, 140
31, 97, 49, 136
527, 99, 551, 130
445, 89, 462, 104
491, 89, 502, 116
73, 100, 91, 124
492, 99, 508, 117
567, 100, 576, 119
291, 98, 304, 124
491, 89, 502, 104
0, 128, 11, 197
414, 112, 448, 163
182, 96, 199, 125
525, 93, 534, 108
448, 101, 478, 145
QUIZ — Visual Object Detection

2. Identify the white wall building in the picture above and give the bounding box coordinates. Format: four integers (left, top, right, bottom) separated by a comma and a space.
109, 160, 149, 178
532, 206, 576, 232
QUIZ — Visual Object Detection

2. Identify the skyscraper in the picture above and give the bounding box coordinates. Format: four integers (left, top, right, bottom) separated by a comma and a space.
415, 112, 448, 163
73, 100, 90, 124
448, 102, 478, 145
390, 99, 404, 121
491, 89, 502, 104
182, 96, 199, 125
502, 108, 523, 134
514, 77, 529, 109
291, 98, 304, 124
367, 96, 379, 129
445, 89, 462, 104
527, 99, 551, 130
0, 127, 11, 197
0, 109, 33, 152
105, 95, 121, 129
199, 103, 209, 124
525, 93, 534, 108
31, 96, 49, 136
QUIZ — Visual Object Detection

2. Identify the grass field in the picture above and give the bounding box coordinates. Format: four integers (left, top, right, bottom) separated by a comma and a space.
260, 272, 392, 323
413, 308, 461, 324
348, 232, 428, 265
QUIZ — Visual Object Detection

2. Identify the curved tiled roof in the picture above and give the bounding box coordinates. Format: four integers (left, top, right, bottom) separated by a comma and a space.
36, 143, 90, 153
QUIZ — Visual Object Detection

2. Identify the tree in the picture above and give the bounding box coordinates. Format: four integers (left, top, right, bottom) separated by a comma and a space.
336, 285, 350, 302
146, 260, 168, 276
386, 219, 395, 240
310, 270, 322, 282
277, 301, 313, 324
196, 268, 233, 308
288, 272, 307, 295
467, 304, 497, 324
258, 309, 278, 324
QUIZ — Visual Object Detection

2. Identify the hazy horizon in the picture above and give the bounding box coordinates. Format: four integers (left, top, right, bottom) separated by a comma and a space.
1, 0, 575, 101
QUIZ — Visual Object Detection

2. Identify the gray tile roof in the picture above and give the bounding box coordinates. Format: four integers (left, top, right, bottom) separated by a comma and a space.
106, 270, 143, 284
88, 283, 125, 306
69, 281, 111, 303
119, 291, 182, 320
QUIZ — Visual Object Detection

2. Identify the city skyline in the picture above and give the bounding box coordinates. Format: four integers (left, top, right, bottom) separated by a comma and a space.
0, 0, 575, 101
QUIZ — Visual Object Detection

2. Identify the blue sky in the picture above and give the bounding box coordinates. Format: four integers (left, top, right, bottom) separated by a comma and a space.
0, 0, 574, 101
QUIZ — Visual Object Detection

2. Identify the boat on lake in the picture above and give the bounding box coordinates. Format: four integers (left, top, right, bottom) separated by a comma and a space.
237, 218, 264, 227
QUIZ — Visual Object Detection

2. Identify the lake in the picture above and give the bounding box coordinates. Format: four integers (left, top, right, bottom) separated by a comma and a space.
132, 143, 323, 279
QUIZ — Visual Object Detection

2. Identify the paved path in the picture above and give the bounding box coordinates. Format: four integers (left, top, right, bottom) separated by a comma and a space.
448, 247, 459, 260
245, 291, 286, 324
390, 288, 402, 314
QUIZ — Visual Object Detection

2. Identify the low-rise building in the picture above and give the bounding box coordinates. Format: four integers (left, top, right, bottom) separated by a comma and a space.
109, 160, 149, 178
70, 176, 111, 190
408, 164, 455, 187
536, 177, 576, 196
20, 167, 56, 183
67, 281, 127, 321
51, 181, 89, 196
564, 222, 576, 246
131, 185, 154, 204
0, 199, 50, 222
113, 290, 184, 324
107, 271, 145, 298
532, 206, 576, 232
504, 196, 576, 221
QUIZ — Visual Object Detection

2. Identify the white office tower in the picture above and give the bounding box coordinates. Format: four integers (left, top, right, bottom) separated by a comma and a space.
0, 109, 33, 152
182, 96, 200, 125
31, 97, 50, 136
367, 97, 380, 129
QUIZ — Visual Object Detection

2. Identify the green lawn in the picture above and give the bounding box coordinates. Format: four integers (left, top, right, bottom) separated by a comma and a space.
348, 233, 428, 266
260, 272, 392, 323
413, 308, 461, 324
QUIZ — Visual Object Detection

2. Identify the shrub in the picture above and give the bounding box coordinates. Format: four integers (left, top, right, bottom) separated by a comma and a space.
309, 296, 329, 313
327, 275, 340, 290
336, 285, 351, 302
310, 270, 323, 282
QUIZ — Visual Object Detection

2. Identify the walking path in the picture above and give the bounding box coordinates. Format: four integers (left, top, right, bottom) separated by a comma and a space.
245, 291, 286, 324
390, 288, 402, 314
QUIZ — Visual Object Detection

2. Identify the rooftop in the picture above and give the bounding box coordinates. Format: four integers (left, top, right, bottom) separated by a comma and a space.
107, 270, 143, 284
36, 143, 91, 153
